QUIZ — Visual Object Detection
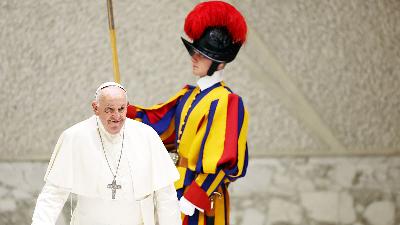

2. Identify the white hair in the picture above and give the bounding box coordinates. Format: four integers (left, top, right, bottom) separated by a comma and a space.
94, 81, 128, 104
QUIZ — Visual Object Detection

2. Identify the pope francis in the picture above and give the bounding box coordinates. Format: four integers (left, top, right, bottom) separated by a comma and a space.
31, 82, 181, 225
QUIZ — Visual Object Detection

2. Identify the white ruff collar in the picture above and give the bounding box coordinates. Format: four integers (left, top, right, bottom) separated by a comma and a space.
197, 70, 223, 91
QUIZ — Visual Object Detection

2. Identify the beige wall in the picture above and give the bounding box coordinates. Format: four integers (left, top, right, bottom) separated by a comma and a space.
1, 0, 399, 159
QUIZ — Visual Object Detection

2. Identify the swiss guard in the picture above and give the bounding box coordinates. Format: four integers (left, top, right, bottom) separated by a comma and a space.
127, 1, 249, 225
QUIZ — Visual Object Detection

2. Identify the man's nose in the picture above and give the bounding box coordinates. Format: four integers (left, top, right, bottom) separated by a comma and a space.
111, 111, 121, 118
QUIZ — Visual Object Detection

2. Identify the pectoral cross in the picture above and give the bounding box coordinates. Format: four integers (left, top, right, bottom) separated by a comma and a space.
107, 179, 122, 199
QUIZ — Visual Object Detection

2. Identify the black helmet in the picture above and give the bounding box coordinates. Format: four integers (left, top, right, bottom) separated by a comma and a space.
182, 1, 247, 75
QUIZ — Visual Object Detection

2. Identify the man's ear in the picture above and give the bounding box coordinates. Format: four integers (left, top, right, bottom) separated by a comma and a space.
217, 63, 226, 70
92, 101, 99, 115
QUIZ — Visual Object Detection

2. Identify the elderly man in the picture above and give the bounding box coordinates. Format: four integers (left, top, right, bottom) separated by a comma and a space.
31, 82, 181, 225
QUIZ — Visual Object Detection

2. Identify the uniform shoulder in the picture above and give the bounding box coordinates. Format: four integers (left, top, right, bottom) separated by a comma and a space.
220, 85, 245, 99
228, 92, 242, 99
183, 84, 196, 90
211, 85, 243, 101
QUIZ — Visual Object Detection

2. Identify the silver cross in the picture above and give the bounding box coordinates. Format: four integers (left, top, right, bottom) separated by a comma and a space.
107, 179, 122, 199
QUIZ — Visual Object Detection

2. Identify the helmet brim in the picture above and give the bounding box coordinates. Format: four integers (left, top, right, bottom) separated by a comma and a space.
181, 37, 225, 63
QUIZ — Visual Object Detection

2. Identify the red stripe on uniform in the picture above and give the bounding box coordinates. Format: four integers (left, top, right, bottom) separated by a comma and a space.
184, 181, 211, 213
145, 99, 179, 124
218, 94, 239, 169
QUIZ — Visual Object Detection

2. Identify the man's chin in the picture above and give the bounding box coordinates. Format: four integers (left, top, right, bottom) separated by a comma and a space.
107, 125, 122, 134
192, 72, 202, 77
108, 129, 121, 135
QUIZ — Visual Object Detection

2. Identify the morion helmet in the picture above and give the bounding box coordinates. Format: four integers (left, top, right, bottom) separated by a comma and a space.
181, 1, 247, 75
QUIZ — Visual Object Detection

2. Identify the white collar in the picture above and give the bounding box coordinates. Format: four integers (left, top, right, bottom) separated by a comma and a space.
96, 116, 124, 143
196, 70, 224, 91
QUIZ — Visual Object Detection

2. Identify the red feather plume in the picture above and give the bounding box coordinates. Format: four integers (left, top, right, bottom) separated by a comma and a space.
184, 1, 247, 44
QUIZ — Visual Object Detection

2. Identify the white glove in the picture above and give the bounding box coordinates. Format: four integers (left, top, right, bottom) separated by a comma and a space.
179, 196, 198, 216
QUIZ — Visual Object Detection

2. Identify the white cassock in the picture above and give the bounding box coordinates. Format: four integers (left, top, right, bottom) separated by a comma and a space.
31, 115, 181, 225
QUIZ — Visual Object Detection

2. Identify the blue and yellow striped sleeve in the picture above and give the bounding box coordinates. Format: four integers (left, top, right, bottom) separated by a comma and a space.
127, 86, 190, 146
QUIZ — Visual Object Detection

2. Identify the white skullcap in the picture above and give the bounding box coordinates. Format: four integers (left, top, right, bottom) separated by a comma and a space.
95, 81, 127, 100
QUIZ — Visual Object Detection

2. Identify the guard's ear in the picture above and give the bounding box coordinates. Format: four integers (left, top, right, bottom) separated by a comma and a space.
217, 63, 226, 70
92, 101, 99, 115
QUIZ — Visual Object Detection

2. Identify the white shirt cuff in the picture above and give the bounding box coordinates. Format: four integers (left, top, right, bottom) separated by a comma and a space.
179, 196, 204, 216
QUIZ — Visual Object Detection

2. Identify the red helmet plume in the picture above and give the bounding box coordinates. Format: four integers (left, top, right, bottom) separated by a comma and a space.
184, 1, 247, 44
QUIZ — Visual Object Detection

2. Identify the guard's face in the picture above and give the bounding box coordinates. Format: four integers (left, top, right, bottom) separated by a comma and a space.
92, 87, 127, 134
191, 52, 212, 77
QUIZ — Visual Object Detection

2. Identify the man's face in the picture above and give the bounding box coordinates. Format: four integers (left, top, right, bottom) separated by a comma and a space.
92, 86, 127, 134
191, 52, 212, 77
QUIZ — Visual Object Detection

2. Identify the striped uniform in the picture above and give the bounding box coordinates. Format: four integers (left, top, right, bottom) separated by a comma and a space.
127, 82, 249, 225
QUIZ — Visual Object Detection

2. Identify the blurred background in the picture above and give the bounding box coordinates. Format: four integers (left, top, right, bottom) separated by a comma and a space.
1, 0, 399, 224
